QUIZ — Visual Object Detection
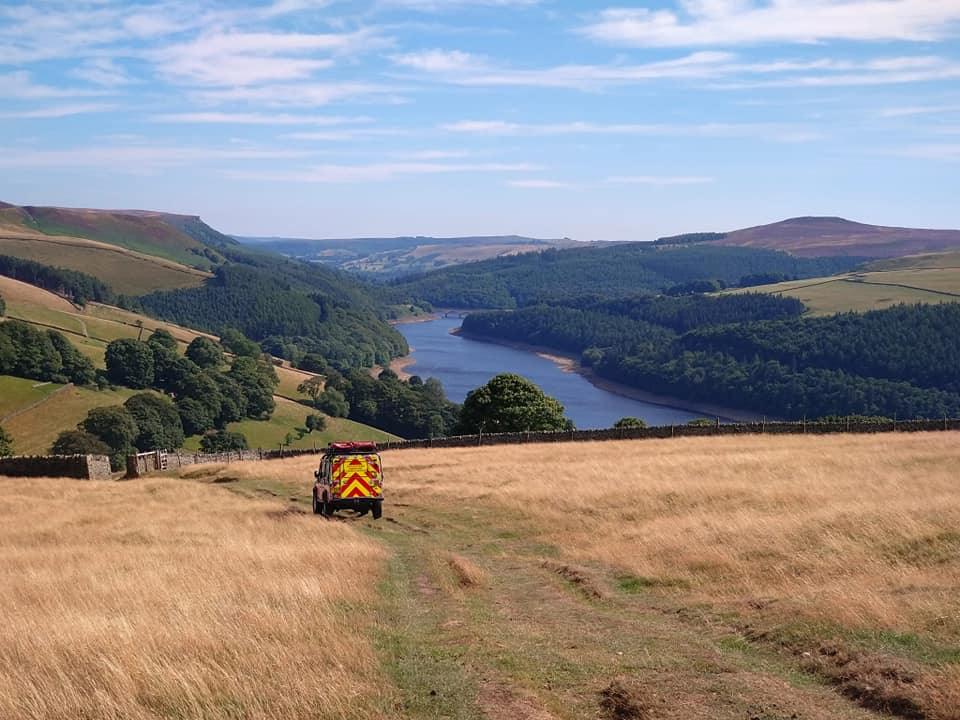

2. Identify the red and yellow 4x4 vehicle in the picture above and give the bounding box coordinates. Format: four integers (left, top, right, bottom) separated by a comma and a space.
312, 442, 384, 519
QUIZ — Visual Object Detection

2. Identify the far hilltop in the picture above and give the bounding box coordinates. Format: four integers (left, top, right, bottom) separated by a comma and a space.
673, 216, 960, 259
238, 234, 583, 277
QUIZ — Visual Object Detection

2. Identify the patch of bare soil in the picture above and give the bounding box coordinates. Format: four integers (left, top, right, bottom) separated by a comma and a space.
599, 679, 652, 720
797, 641, 928, 719
540, 559, 606, 599
478, 681, 559, 720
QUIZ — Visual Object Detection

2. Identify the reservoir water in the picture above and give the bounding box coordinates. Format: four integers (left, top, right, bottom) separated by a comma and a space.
397, 316, 703, 430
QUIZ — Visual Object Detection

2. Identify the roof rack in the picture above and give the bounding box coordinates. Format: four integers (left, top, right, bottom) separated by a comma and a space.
325, 441, 379, 455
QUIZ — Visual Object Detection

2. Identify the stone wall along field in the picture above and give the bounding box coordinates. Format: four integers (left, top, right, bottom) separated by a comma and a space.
0, 455, 112, 480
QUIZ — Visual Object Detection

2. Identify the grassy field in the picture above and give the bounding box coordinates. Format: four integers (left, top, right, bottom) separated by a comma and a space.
177, 432, 960, 720
0, 233, 208, 294
0, 376, 62, 419
728, 266, 960, 315
0, 276, 318, 397
0, 476, 391, 720
2, 383, 138, 455
182, 396, 398, 452
866, 251, 960, 271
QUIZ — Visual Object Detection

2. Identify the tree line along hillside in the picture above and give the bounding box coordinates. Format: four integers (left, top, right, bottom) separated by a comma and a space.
381, 244, 864, 309
138, 264, 407, 368
0, 255, 116, 305
1, 200, 410, 371
462, 295, 960, 421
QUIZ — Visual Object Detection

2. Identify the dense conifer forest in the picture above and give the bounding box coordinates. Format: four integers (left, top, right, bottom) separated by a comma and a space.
383, 244, 863, 309
0, 255, 116, 305
462, 297, 960, 420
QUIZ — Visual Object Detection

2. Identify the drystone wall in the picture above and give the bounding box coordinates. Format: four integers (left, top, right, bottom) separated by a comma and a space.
0, 454, 112, 480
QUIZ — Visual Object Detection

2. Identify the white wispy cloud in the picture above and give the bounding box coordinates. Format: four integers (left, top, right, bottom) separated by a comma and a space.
880, 103, 960, 117
0, 71, 108, 99
152, 30, 373, 86
390, 49, 487, 72
894, 143, 960, 160
581, 1, 960, 47
442, 119, 819, 142
283, 128, 408, 140
227, 161, 539, 182
379, 0, 540, 10
606, 175, 715, 185
0, 144, 310, 170
393, 149, 472, 159
391, 47, 960, 90
153, 112, 371, 125
192, 82, 397, 107
0, 104, 116, 120
507, 179, 571, 188
69, 59, 136, 87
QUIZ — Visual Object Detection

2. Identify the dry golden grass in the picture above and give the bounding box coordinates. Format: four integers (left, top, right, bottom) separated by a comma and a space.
383, 433, 960, 638
203, 432, 960, 640
0, 477, 392, 720
174, 433, 960, 719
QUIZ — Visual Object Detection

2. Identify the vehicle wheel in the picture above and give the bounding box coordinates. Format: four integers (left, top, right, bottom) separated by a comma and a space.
312, 494, 322, 515
371, 501, 383, 520
323, 502, 334, 518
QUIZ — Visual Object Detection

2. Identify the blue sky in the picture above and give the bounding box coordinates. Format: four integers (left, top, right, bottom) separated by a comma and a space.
1, 0, 959, 240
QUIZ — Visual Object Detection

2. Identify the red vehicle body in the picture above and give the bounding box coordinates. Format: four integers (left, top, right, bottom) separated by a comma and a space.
312, 442, 384, 519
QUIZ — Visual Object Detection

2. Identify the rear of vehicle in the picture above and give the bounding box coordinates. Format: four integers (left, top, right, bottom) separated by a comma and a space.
313, 442, 384, 519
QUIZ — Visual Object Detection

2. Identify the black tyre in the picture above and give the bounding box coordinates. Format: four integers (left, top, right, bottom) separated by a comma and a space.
312, 494, 322, 515
323, 502, 334, 518
371, 501, 383, 520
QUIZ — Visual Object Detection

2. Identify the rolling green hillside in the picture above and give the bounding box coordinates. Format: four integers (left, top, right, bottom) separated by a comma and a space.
181, 396, 398, 452
0, 233, 209, 295
242, 234, 580, 277
383, 243, 864, 309
2, 204, 227, 270
725, 264, 960, 315
0, 201, 408, 369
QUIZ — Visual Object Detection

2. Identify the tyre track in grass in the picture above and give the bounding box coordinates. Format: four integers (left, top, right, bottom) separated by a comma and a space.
365, 498, 887, 720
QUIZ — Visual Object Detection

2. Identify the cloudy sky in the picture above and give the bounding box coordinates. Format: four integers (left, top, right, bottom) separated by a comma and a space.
1, 0, 959, 240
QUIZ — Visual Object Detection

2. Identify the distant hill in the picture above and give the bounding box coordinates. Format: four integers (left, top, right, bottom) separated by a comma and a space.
0, 202, 233, 270
0, 200, 408, 369
239, 234, 582, 277
714, 216, 960, 258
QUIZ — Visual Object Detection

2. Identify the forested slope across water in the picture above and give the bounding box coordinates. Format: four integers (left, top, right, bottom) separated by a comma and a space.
462, 296, 960, 420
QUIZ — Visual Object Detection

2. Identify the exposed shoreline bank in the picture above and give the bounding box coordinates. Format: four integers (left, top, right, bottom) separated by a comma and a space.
452, 328, 770, 423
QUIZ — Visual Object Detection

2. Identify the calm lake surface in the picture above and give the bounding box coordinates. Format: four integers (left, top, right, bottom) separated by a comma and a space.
397, 316, 703, 430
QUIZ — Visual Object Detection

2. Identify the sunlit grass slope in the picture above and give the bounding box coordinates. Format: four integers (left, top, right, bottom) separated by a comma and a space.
727, 266, 960, 315
0, 376, 62, 418
0, 477, 392, 720
0, 231, 208, 294
182, 396, 398, 452
0, 274, 317, 398
2, 383, 138, 455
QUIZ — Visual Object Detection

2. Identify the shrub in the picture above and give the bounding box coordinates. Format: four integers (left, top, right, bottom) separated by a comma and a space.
50, 430, 111, 456
305, 414, 327, 433
0, 424, 13, 458
105, 339, 155, 389
200, 430, 249, 453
